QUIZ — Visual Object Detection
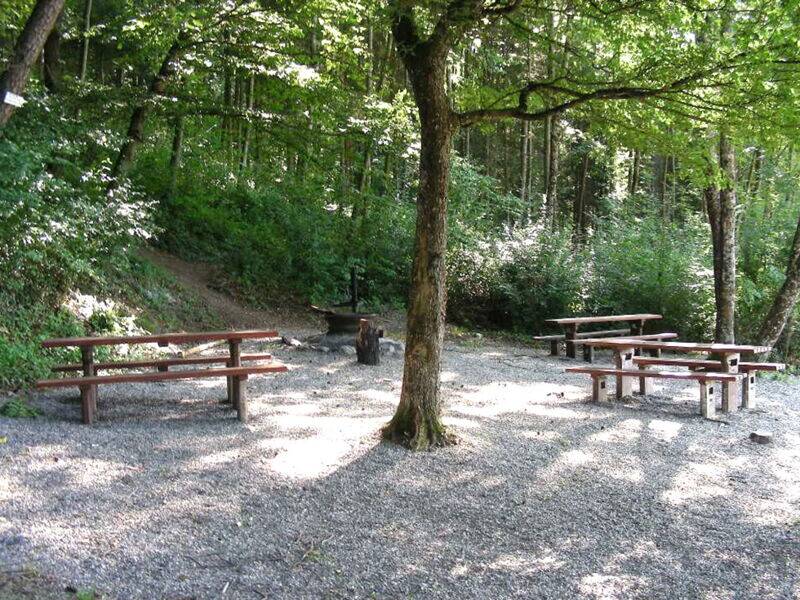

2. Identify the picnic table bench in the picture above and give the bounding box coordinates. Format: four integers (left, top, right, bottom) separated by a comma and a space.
36, 330, 286, 424
536, 313, 665, 359
567, 338, 779, 418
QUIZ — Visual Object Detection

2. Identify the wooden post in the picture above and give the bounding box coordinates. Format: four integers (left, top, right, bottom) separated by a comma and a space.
237, 375, 248, 422
583, 344, 594, 363
629, 320, 644, 356
565, 324, 578, 359
228, 340, 241, 408
700, 381, 716, 418
720, 353, 740, 412
592, 374, 608, 402
614, 347, 635, 399
80, 345, 95, 424
742, 372, 756, 409
549, 340, 559, 356
356, 319, 381, 365
638, 365, 654, 395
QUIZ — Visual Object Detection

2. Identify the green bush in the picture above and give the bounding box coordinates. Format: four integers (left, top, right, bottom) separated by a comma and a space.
590, 213, 715, 339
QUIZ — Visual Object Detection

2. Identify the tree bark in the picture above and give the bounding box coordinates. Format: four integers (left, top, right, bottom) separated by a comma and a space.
0, 0, 66, 128
79, 0, 92, 81
108, 36, 185, 188
382, 33, 455, 450
168, 115, 184, 199
756, 210, 800, 348
43, 11, 62, 93
710, 132, 737, 343
573, 150, 590, 242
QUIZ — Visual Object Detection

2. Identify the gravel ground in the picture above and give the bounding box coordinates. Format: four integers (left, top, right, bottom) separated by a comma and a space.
1, 339, 799, 599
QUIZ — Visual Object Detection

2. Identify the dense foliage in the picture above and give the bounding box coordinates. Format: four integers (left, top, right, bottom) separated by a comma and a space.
1, 0, 800, 391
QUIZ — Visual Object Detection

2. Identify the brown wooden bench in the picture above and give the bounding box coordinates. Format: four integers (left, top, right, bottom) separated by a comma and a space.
533, 329, 629, 356
632, 357, 785, 409
544, 314, 663, 358
52, 353, 273, 373
566, 366, 744, 418
573, 332, 679, 363
37, 330, 284, 424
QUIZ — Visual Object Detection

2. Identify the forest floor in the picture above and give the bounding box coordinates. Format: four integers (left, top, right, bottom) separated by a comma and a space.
1, 255, 799, 599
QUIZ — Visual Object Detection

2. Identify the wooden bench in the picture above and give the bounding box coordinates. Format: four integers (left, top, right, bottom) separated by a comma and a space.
533, 329, 629, 356
37, 330, 284, 424
544, 313, 663, 358
578, 338, 772, 412
566, 366, 744, 418
573, 332, 678, 363
52, 353, 273, 373
632, 357, 785, 409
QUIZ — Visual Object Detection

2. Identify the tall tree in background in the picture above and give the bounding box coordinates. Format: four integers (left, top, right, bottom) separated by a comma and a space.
0, 0, 65, 128
383, 0, 796, 449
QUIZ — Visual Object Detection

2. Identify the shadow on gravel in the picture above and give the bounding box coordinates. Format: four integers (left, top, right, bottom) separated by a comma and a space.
3, 345, 798, 598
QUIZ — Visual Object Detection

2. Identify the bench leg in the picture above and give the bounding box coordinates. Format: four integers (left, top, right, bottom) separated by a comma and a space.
550, 340, 559, 356
614, 347, 635, 399
157, 365, 169, 373
638, 366, 654, 395
565, 325, 577, 359
81, 346, 96, 424
237, 375, 249, 422
592, 375, 608, 403
583, 344, 594, 363
80, 385, 94, 425
700, 382, 716, 418
721, 381, 738, 413
720, 353, 740, 413
742, 373, 756, 409
647, 348, 662, 358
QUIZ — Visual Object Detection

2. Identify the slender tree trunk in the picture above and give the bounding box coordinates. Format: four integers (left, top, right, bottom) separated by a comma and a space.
574, 151, 590, 242
712, 132, 737, 343
0, 0, 66, 128
383, 46, 455, 450
520, 121, 529, 205
43, 11, 62, 93
756, 209, 800, 348
628, 149, 641, 196
79, 0, 92, 81
239, 74, 255, 175
108, 36, 185, 188
168, 115, 184, 199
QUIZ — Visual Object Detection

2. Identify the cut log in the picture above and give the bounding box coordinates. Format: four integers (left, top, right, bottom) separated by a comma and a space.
356, 319, 381, 365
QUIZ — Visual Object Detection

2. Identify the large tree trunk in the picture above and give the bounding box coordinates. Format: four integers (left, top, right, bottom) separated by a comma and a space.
707, 133, 737, 343
756, 211, 800, 348
382, 48, 455, 450
108, 37, 185, 188
0, 0, 66, 128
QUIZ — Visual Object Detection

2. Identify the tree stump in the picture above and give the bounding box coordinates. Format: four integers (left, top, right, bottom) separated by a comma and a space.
356, 319, 381, 365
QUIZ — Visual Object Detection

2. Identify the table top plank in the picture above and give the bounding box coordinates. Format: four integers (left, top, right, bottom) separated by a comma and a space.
41, 329, 280, 349
579, 338, 771, 354
546, 314, 662, 325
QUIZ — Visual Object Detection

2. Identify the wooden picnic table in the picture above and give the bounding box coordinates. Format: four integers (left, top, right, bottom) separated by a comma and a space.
579, 338, 771, 411
40, 329, 281, 424
545, 314, 662, 359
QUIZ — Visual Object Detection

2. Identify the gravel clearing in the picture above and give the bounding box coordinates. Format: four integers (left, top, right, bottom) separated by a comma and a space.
2, 340, 799, 599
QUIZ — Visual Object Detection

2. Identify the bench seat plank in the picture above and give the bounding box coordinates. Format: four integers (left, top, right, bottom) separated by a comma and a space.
533, 328, 629, 341
565, 367, 743, 381
36, 365, 287, 389
632, 357, 785, 371
571, 332, 677, 346
579, 339, 771, 354
42, 330, 280, 348
52, 353, 274, 373
547, 314, 662, 325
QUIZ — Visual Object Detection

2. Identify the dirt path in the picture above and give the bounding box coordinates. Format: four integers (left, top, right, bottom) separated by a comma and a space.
139, 247, 321, 335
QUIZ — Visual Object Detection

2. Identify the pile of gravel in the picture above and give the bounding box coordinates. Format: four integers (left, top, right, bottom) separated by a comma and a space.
1, 340, 798, 599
